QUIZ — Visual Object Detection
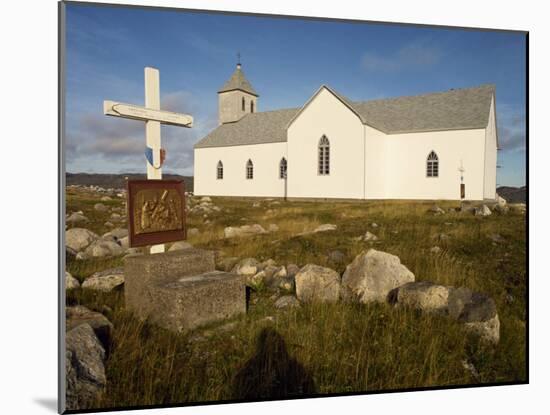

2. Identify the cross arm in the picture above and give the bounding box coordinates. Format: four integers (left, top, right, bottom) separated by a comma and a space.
103, 100, 193, 127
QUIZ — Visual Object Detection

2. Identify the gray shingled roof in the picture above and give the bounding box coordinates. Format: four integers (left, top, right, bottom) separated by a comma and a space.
353, 84, 495, 134
195, 84, 495, 148
195, 108, 299, 148
218, 65, 258, 97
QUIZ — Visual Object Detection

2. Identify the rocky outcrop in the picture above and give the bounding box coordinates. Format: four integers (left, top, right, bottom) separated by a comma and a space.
341, 249, 415, 303
65, 324, 107, 410
66, 272, 80, 290
94, 203, 108, 212
66, 305, 113, 347
232, 258, 260, 276
66, 228, 99, 252
81, 268, 124, 292
66, 212, 89, 225
295, 264, 341, 303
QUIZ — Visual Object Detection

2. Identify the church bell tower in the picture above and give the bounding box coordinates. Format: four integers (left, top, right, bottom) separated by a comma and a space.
218, 59, 258, 125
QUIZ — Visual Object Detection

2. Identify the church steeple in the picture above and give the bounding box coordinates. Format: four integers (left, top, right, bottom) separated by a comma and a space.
218, 59, 258, 124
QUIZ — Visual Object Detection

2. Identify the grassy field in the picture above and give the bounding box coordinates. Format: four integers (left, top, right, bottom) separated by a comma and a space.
66, 187, 527, 409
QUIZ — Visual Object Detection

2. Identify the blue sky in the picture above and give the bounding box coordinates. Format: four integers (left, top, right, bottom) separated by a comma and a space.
65, 3, 527, 186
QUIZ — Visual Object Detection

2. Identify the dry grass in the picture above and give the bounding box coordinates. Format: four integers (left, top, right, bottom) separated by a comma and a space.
65, 191, 527, 409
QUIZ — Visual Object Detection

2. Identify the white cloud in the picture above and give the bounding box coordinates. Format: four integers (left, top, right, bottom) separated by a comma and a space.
361, 39, 441, 72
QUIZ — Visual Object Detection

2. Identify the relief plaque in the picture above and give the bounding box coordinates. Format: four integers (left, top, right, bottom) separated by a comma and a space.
126, 180, 186, 247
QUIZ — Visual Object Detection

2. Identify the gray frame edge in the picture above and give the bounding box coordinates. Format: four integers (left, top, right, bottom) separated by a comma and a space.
58, 1, 67, 413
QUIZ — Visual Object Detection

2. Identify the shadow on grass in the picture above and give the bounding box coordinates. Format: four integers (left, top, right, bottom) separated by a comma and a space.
232, 327, 316, 400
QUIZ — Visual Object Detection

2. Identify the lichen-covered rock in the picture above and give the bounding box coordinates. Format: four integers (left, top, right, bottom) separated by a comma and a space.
313, 224, 337, 233
224, 224, 267, 238
448, 287, 500, 344
66, 305, 113, 347
390, 281, 450, 312
65, 324, 107, 410
341, 249, 415, 303
66, 228, 99, 252
82, 268, 124, 292
295, 264, 341, 303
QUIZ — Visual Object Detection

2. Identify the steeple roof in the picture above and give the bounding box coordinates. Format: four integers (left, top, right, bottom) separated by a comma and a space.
218, 64, 258, 97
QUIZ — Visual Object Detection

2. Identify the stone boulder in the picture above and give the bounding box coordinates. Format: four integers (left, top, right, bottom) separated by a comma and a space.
84, 240, 124, 258
313, 224, 337, 233
65, 324, 107, 410
66, 228, 99, 252
66, 305, 113, 347
274, 295, 300, 309
474, 205, 492, 217
232, 258, 260, 276
448, 287, 500, 344
341, 249, 415, 303
66, 272, 80, 290
94, 203, 108, 212
496, 194, 507, 207
224, 224, 267, 238
168, 241, 193, 252
295, 264, 341, 303
389, 281, 450, 313
363, 231, 378, 241
66, 212, 89, 225
429, 205, 446, 215
81, 267, 124, 292
107, 227, 128, 240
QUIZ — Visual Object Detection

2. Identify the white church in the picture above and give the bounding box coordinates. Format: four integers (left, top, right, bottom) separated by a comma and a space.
194, 63, 498, 201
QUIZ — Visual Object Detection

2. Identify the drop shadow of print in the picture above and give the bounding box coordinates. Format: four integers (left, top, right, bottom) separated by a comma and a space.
232, 327, 317, 400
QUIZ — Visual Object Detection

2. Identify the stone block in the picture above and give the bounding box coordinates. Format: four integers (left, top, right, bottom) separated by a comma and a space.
124, 249, 215, 320
152, 271, 246, 332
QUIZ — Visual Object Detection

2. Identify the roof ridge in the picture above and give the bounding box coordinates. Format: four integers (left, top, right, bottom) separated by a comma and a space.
354, 84, 495, 105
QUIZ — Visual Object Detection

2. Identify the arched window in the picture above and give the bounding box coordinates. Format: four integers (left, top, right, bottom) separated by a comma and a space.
216, 160, 223, 180
246, 159, 254, 179
279, 157, 287, 179
427, 151, 439, 177
318, 135, 330, 175
242, 97, 245, 111
250, 101, 254, 113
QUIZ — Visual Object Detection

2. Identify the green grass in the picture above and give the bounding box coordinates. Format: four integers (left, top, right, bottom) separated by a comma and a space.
66, 191, 527, 409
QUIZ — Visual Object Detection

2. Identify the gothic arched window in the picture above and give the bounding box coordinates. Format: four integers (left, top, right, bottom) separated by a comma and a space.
242, 97, 245, 111
427, 151, 439, 177
246, 159, 254, 179
217, 160, 223, 180
251, 101, 254, 113
279, 157, 287, 179
318, 135, 330, 175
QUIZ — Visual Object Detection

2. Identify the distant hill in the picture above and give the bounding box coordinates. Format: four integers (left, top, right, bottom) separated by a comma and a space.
66, 173, 194, 192
497, 186, 526, 203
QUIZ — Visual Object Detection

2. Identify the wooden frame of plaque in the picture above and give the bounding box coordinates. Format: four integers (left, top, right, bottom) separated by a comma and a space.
126, 179, 186, 247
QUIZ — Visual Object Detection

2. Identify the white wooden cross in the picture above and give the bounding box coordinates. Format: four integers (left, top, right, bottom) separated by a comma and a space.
103, 67, 193, 254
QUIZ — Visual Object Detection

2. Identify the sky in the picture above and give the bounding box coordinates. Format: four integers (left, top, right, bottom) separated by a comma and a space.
64, 3, 527, 186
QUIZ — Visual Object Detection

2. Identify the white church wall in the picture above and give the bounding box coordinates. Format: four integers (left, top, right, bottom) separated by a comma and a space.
364, 124, 388, 199
483, 96, 498, 200
194, 142, 287, 197
383, 129, 487, 200
287, 87, 365, 199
